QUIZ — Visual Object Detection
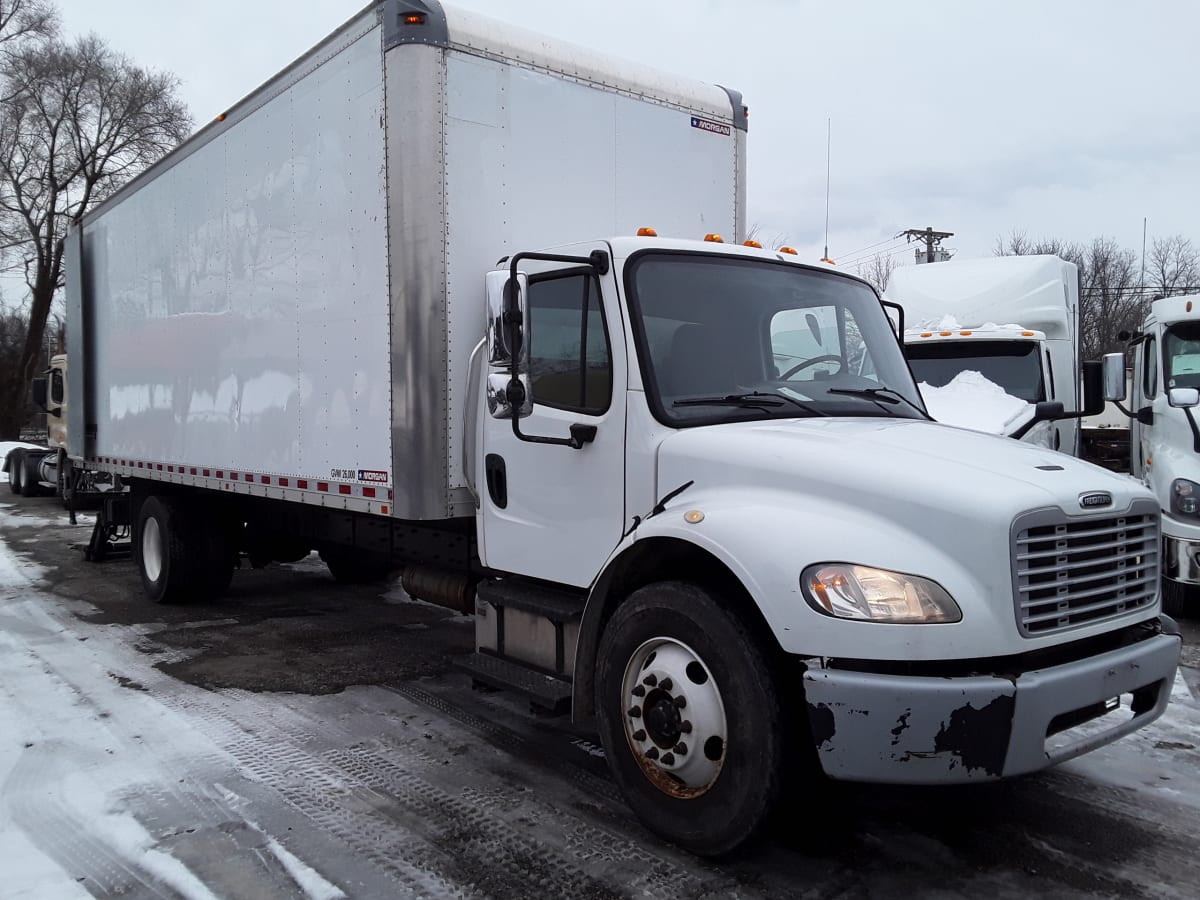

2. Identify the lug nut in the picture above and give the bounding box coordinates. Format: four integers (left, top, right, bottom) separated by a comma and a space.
674, 696, 687, 709
628, 706, 641, 718
660, 678, 673, 692
632, 729, 646, 742
674, 742, 688, 755
631, 685, 645, 697
645, 747, 659, 760
661, 752, 675, 766
681, 720, 693, 733
643, 674, 657, 687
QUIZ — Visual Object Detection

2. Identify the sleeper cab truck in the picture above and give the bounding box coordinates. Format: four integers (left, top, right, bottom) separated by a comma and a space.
5, 354, 68, 499
65, 0, 1180, 855
889, 255, 1087, 451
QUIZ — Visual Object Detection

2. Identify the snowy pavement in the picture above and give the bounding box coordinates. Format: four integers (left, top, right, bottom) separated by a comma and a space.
2, 497, 1200, 898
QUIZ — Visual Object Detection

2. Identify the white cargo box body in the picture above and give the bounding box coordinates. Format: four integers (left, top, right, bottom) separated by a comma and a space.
67, 0, 745, 520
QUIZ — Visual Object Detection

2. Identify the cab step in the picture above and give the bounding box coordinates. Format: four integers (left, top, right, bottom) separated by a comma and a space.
454, 652, 572, 715
476, 579, 585, 623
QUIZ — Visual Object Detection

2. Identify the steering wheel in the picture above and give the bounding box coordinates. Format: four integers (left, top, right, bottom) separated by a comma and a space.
780, 355, 843, 380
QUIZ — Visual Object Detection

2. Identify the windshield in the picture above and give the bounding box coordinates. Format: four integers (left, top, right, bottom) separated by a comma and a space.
626, 252, 925, 425
906, 340, 1045, 403
1164, 322, 1200, 389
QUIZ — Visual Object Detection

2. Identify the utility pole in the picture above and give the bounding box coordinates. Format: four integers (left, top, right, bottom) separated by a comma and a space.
901, 226, 953, 264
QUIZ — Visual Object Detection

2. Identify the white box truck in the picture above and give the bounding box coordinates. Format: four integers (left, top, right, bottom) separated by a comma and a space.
65, 0, 1180, 855
1106, 296, 1200, 615
887, 255, 1091, 452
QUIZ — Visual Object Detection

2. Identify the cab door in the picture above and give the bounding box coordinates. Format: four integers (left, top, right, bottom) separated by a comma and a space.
478, 244, 627, 588
1131, 324, 1159, 480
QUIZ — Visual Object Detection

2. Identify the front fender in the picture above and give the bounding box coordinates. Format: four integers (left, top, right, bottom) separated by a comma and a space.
571, 484, 1009, 723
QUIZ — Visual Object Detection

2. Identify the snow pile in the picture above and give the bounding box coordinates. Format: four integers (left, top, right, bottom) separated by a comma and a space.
919, 370, 1035, 436
912, 316, 1031, 333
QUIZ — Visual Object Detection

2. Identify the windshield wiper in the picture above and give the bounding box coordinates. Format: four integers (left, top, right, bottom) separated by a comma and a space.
826, 387, 931, 419
673, 391, 822, 416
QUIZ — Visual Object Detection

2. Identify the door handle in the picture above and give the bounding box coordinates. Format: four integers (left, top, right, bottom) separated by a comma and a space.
485, 454, 507, 509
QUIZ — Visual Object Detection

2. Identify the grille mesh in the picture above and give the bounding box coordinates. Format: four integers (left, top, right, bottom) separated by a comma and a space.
1012, 505, 1160, 637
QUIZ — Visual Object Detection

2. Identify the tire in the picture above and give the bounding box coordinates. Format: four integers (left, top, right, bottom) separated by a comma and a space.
1162, 578, 1192, 617
136, 495, 235, 603
594, 581, 786, 856
320, 548, 393, 584
20, 451, 42, 497
8, 451, 22, 494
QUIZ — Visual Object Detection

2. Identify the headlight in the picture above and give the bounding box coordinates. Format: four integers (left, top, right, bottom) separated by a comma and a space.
1171, 479, 1200, 518
801, 563, 962, 623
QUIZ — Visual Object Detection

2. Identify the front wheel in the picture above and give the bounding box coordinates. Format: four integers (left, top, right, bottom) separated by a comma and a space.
594, 581, 786, 856
19, 451, 42, 497
8, 451, 22, 494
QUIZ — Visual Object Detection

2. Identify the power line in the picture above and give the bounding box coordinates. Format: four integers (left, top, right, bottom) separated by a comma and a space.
836, 234, 905, 262
838, 240, 910, 269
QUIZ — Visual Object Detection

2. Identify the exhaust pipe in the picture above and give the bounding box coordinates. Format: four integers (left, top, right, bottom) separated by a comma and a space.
400, 566, 475, 614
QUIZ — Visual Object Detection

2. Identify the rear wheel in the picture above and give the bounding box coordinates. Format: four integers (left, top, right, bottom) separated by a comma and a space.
1162, 578, 1193, 617
594, 581, 787, 857
136, 495, 235, 603
19, 451, 42, 497
8, 451, 22, 494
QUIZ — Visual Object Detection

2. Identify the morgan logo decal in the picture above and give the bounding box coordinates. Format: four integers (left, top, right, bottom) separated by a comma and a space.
1079, 492, 1113, 509
358, 469, 389, 483
690, 116, 732, 137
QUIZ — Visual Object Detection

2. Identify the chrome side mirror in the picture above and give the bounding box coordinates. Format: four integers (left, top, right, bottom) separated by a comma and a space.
487, 373, 532, 419
1102, 353, 1126, 402
1168, 388, 1200, 409
486, 270, 530, 368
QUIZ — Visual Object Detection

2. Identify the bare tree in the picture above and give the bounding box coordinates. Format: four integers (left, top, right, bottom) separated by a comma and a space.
996, 232, 1140, 359
855, 252, 899, 292
0, 0, 55, 50
1148, 235, 1200, 298
0, 33, 190, 436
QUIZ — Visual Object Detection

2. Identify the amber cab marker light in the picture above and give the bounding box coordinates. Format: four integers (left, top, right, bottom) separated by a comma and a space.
1022, 330, 1035, 336
637, 227, 657, 237
778, 246, 798, 255
1188, 301, 1194, 313
704, 233, 724, 243
216, 113, 227, 122
743, 240, 762, 248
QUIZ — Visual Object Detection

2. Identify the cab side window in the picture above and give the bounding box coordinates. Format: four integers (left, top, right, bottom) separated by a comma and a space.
1143, 336, 1158, 399
527, 273, 612, 414
50, 369, 64, 404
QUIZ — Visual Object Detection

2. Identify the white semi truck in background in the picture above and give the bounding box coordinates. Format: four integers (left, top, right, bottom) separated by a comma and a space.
887, 255, 1092, 451
1107, 295, 1200, 615
62, 0, 1180, 855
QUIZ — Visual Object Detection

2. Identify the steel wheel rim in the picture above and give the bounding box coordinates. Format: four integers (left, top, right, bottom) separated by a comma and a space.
142, 517, 163, 583
621, 637, 727, 799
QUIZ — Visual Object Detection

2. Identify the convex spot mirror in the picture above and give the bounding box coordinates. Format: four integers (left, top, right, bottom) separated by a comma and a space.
1168, 388, 1200, 409
486, 270, 530, 369
1102, 353, 1127, 402
486, 373, 533, 420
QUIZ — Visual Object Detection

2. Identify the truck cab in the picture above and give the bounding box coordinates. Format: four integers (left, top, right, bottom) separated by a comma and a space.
886, 255, 1083, 453
1113, 295, 1200, 614
471, 234, 1178, 852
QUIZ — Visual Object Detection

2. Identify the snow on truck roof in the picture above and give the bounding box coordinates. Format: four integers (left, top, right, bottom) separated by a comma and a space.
1150, 294, 1200, 322
885, 255, 1077, 341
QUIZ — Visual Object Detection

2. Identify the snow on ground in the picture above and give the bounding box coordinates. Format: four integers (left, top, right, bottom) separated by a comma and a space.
0, 535, 346, 899
919, 370, 1036, 436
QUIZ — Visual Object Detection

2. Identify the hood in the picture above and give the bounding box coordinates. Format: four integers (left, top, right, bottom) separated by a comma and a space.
657, 416, 1143, 524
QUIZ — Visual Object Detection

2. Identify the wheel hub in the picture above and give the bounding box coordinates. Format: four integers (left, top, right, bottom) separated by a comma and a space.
621, 637, 727, 798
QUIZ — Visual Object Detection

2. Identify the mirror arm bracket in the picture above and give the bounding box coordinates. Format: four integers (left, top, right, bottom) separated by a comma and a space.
505, 249, 611, 450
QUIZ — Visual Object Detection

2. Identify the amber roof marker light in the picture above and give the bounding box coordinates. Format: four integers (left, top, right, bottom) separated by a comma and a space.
404, 13, 427, 25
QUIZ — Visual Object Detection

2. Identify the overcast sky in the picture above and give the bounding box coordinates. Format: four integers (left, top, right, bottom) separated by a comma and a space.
57, 0, 1200, 274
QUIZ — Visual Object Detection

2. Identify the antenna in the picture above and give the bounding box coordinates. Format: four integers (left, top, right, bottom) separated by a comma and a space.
821, 119, 833, 264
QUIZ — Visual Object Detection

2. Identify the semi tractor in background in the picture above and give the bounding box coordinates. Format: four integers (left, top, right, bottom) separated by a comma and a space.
59, 0, 1180, 856
1106, 295, 1200, 615
6, 354, 72, 499
886, 255, 1092, 451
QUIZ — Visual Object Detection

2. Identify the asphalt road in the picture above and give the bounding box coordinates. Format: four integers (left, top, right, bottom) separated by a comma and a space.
2, 493, 1199, 899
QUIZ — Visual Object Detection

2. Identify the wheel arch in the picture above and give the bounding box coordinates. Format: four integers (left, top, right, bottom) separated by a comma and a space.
571, 535, 784, 724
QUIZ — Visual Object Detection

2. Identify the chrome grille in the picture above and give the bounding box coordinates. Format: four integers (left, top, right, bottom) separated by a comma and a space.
1012, 501, 1160, 637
